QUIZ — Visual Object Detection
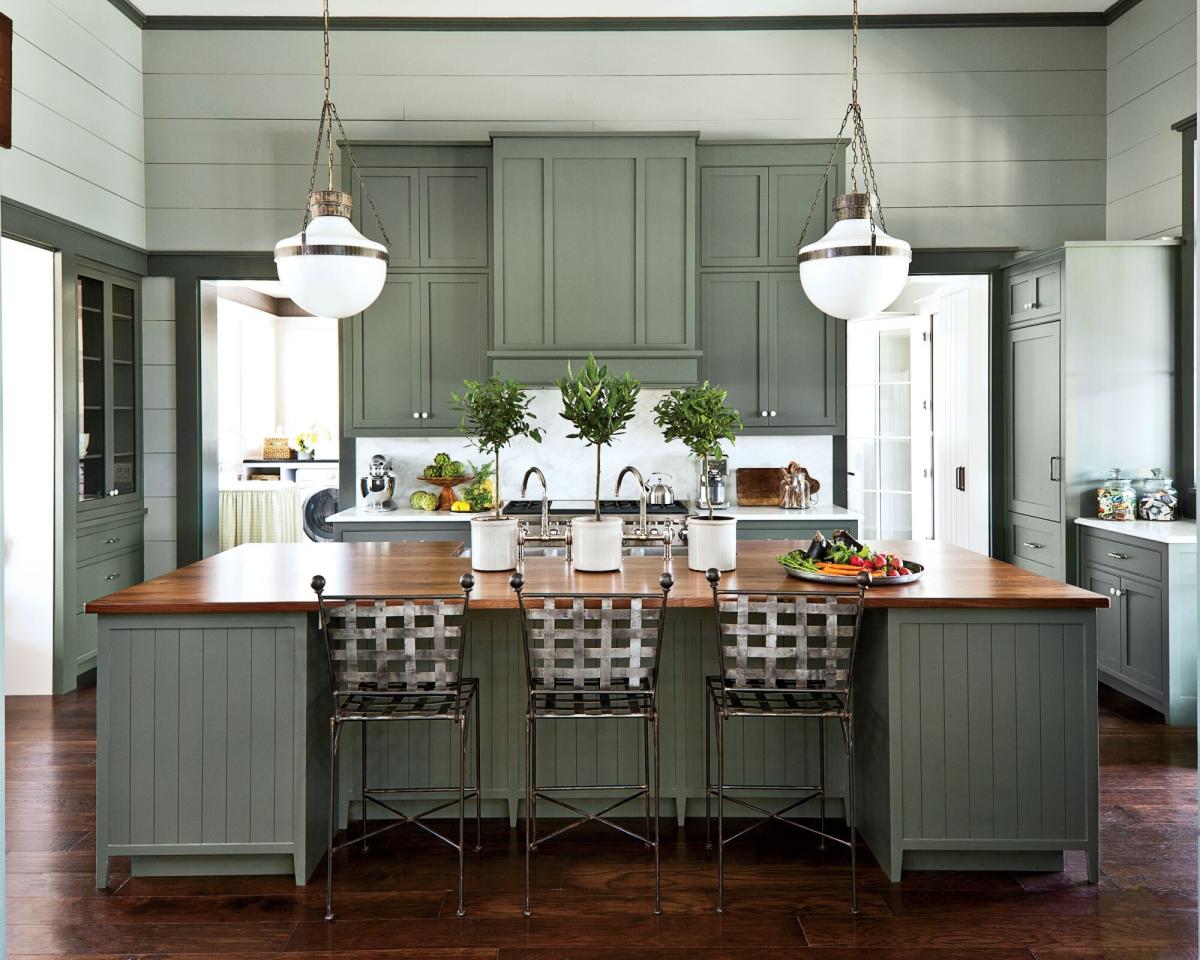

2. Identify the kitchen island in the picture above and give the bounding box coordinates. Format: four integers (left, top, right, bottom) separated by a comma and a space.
87, 539, 1105, 889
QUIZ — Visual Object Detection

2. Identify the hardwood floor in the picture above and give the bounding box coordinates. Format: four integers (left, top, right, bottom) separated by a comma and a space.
6, 683, 1196, 959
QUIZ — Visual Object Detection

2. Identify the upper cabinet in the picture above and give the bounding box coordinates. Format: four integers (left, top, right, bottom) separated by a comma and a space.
77, 265, 142, 511
491, 135, 699, 385
350, 145, 491, 271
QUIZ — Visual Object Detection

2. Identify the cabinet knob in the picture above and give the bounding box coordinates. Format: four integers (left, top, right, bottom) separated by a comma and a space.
420, 411, 429, 419
108, 489, 119, 497
1109, 587, 1116, 595
1022, 302, 1031, 310
412, 412, 420, 420
760, 410, 768, 418
1106, 552, 1130, 561
1114, 588, 1123, 597
769, 410, 777, 418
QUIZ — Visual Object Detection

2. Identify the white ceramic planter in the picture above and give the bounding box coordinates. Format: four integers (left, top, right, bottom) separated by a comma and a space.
687, 516, 737, 572
470, 516, 519, 572
571, 516, 624, 572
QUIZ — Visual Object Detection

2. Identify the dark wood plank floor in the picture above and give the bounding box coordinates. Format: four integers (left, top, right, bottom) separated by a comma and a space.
6, 683, 1196, 959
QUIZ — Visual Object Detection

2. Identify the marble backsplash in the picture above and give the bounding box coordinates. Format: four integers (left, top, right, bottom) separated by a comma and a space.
355, 389, 833, 506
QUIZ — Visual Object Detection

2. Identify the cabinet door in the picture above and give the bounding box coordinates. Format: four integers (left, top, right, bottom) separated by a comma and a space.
419, 168, 488, 268
768, 166, 828, 266
350, 276, 421, 431
1085, 564, 1121, 673
702, 274, 769, 427
423, 274, 488, 430
1121, 576, 1164, 696
770, 273, 840, 430
357, 168, 419, 269
1006, 270, 1034, 325
701, 166, 768, 267
1005, 322, 1061, 521
109, 280, 140, 500
78, 274, 108, 501
1006, 261, 1061, 326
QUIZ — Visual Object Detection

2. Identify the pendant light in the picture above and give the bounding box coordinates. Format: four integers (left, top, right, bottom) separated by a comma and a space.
797, 0, 911, 320
274, 0, 389, 318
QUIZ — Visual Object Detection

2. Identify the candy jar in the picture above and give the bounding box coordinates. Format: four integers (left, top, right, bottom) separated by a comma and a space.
1097, 468, 1136, 521
1135, 468, 1178, 521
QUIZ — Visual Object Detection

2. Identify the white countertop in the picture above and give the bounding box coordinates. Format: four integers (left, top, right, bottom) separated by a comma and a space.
330, 502, 860, 524
1074, 516, 1196, 545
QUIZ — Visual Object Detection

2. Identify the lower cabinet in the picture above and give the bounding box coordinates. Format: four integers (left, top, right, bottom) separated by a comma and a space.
1006, 511, 1064, 580
75, 507, 144, 676
1079, 524, 1195, 725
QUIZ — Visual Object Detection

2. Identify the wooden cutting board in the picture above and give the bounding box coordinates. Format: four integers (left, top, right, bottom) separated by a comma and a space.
736, 467, 785, 506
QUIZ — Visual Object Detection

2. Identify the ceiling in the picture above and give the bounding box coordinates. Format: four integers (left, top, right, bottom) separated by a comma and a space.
132, 1, 1113, 17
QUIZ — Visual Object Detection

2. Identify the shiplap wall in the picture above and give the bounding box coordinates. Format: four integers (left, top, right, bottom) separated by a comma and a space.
0, 0, 145, 249
1106, 0, 1197, 240
142, 25, 1107, 252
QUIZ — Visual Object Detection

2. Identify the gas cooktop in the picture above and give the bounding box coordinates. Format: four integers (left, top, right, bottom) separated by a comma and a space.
503, 499, 689, 517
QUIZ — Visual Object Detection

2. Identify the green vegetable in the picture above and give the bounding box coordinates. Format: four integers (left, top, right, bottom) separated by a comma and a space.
409, 490, 438, 511
434, 452, 451, 468
777, 550, 820, 573
447, 460, 466, 477
422, 463, 441, 478
460, 460, 495, 513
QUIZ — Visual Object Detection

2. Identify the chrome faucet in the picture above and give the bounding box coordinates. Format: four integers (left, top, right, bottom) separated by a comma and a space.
521, 466, 550, 532
616, 465, 647, 535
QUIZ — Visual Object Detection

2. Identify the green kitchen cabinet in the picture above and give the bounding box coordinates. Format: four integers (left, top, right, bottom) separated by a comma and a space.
345, 273, 487, 436
1000, 242, 1179, 584
702, 272, 843, 435
491, 135, 698, 383
700, 166, 768, 267
349, 144, 491, 271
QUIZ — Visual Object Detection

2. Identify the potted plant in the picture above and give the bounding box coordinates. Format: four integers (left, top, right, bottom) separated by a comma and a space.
451, 376, 542, 571
653, 382, 743, 571
556, 355, 640, 571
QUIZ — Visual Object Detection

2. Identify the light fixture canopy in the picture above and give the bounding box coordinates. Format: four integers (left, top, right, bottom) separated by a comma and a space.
797, 0, 911, 320
274, 0, 389, 319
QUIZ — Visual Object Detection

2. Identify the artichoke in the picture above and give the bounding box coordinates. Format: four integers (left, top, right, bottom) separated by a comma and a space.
433, 452, 451, 468
447, 460, 466, 477
422, 463, 441, 478
409, 490, 438, 511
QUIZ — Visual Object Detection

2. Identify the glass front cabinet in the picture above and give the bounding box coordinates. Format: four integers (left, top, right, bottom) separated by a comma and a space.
77, 267, 141, 507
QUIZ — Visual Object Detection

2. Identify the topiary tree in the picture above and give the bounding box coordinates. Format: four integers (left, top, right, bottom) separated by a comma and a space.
652, 382, 743, 520
451, 376, 542, 519
556, 355, 641, 522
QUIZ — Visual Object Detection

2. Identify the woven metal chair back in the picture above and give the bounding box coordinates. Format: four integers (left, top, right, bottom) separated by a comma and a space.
511, 573, 673, 694
312, 574, 473, 697
711, 585, 867, 694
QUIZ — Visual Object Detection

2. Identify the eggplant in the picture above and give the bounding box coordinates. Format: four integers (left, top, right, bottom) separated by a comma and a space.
806, 530, 831, 561
832, 528, 864, 552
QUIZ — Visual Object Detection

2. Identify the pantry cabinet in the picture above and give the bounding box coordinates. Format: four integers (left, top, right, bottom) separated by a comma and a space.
1078, 522, 1196, 725
1000, 242, 1179, 583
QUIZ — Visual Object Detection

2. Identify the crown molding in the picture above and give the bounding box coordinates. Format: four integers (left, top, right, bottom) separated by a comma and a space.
1103, 0, 1144, 25
107, 0, 147, 28
136, 13, 1109, 31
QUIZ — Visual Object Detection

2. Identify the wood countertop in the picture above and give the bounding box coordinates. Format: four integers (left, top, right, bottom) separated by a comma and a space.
86, 539, 1107, 615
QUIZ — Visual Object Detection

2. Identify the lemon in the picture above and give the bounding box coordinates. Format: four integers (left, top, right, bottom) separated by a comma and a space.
450, 500, 471, 512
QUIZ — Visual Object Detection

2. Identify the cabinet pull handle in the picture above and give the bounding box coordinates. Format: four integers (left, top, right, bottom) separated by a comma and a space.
956, 466, 966, 491
1106, 552, 1130, 560
103, 537, 120, 544
104, 573, 121, 582
1022, 541, 1044, 550
1049, 456, 1060, 482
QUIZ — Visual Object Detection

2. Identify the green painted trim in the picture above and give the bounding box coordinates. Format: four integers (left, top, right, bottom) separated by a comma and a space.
2, 200, 147, 275
1171, 114, 1197, 133
140, 13, 1109, 31
1103, 0, 1144, 25
105, 0, 146, 29
146, 253, 277, 566
130, 854, 296, 878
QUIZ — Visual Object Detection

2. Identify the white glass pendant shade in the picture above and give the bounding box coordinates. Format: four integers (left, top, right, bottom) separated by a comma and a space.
798, 194, 911, 320
274, 191, 388, 318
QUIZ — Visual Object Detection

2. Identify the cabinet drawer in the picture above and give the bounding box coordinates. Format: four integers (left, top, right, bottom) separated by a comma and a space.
1080, 531, 1162, 582
1008, 513, 1063, 579
1007, 261, 1061, 326
76, 517, 143, 563
77, 550, 142, 613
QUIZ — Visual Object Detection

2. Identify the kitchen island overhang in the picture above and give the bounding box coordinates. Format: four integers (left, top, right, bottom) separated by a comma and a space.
87, 540, 1106, 888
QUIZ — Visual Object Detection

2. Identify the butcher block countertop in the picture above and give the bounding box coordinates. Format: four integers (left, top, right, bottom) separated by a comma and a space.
86, 540, 1107, 615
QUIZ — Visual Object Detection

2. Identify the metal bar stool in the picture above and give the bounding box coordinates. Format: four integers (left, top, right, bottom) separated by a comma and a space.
704, 568, 870, 914
510, 570, 674, 916
312, 572, 480, 920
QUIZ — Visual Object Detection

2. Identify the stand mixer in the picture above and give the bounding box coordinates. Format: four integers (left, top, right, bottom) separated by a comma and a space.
360, 454, 397, 512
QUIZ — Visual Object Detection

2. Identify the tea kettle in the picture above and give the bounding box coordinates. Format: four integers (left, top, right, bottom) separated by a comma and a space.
644, 472, 675, 505
780, 462, 820, 510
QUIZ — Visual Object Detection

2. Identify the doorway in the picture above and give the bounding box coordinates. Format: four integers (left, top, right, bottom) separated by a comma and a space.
212, 281, 340, 550
846, 274, 990, 551
2, 238, 57, 694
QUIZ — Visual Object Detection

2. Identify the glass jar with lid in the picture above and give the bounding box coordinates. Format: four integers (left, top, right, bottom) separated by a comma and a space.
1097, 468, 1136, 521
1135, 468, 1179, 521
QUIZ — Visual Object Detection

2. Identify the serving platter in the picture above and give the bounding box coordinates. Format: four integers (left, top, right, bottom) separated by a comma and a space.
783, 560, 925, 586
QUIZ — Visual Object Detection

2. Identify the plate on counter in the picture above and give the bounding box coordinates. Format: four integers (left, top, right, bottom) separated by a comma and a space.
782, 560, 924, 586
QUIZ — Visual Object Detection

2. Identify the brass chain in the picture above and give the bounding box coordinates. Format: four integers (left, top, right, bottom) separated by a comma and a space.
323, 0, 333, 191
